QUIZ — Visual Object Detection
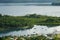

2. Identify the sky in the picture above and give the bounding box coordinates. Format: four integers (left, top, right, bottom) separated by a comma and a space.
0, 0, 53, 3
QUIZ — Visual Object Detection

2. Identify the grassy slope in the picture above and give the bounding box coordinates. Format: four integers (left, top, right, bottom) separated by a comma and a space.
0, 14, 60, 32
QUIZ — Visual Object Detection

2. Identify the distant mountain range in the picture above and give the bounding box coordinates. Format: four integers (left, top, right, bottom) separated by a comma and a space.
0, 0, 52, 3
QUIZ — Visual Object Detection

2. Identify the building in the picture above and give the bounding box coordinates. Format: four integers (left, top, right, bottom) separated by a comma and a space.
30, 25, 50, 35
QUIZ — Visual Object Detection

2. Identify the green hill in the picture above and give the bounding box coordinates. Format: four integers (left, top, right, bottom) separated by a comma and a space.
0, 14, 60, 32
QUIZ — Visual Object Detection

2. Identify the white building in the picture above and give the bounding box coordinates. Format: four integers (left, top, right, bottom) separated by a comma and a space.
30, 25, 60, 35
49, 26, 60, 34
30, 25, 49, 35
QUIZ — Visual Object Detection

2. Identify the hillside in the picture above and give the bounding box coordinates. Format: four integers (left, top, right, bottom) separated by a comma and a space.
0, 14, 60, 32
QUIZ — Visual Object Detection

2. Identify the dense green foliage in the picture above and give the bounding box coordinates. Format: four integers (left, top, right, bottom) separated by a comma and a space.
0, 34, 60, 40
0, 36, 49, 40
0, 14, 60, 32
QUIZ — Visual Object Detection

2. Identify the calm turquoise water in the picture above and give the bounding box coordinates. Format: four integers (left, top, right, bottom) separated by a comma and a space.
0, 5, 60, 17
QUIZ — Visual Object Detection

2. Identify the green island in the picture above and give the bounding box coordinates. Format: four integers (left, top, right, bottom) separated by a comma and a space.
0, 14, 60, 32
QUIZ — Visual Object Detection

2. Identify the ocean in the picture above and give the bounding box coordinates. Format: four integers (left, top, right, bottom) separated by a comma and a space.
0, 3, 60, 17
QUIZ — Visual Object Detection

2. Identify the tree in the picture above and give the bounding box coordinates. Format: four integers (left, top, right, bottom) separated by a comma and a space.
0, 14, 2, 17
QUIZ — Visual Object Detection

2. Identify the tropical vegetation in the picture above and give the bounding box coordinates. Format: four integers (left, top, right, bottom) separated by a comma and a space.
0, 14, 60, 32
